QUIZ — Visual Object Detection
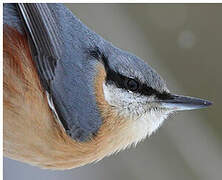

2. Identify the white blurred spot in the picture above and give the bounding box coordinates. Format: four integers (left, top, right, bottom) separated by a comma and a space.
178, 30, 196, 49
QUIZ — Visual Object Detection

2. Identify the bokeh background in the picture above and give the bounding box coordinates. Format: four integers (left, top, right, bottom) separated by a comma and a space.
4, 4, 222, 180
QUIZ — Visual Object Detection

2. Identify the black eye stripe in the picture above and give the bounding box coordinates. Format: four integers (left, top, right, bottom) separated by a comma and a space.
89, 47, 172, 100
106, 72, 171, 100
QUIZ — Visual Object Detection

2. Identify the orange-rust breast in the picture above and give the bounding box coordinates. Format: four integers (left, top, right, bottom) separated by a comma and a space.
3, 25, 137, 170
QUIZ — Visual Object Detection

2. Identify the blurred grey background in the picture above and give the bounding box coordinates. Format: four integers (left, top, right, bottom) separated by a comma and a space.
4, 4, 222, 180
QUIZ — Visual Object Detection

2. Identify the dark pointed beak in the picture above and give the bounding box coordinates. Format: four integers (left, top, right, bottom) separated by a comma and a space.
159, 94, 212, 111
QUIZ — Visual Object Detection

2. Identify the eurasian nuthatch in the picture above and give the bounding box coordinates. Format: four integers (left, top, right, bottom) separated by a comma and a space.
3, 3, 212, 169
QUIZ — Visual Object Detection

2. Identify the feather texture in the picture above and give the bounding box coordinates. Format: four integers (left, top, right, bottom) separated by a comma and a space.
3, 26, 143, 169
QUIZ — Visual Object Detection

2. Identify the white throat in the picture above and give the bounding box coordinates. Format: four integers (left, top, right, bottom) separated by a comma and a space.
103, 83, 171, 145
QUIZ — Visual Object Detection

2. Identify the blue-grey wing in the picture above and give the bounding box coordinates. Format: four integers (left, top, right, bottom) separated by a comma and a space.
16, 3, 102, 141
17, 3, 61, 91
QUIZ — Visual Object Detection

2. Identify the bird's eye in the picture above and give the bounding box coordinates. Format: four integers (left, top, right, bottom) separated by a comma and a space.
126, 79, 139, 92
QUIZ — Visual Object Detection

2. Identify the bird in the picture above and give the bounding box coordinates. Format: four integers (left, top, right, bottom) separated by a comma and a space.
3, 3, 212, 170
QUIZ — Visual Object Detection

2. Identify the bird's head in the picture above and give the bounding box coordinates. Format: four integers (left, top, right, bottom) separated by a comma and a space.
90, 46, 212, 142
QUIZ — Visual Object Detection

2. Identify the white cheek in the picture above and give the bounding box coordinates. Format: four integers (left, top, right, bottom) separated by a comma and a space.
103, 83, 118, 106
103, 83, 147, 112
103, 83, 170, 146
103, 83, 130, 107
